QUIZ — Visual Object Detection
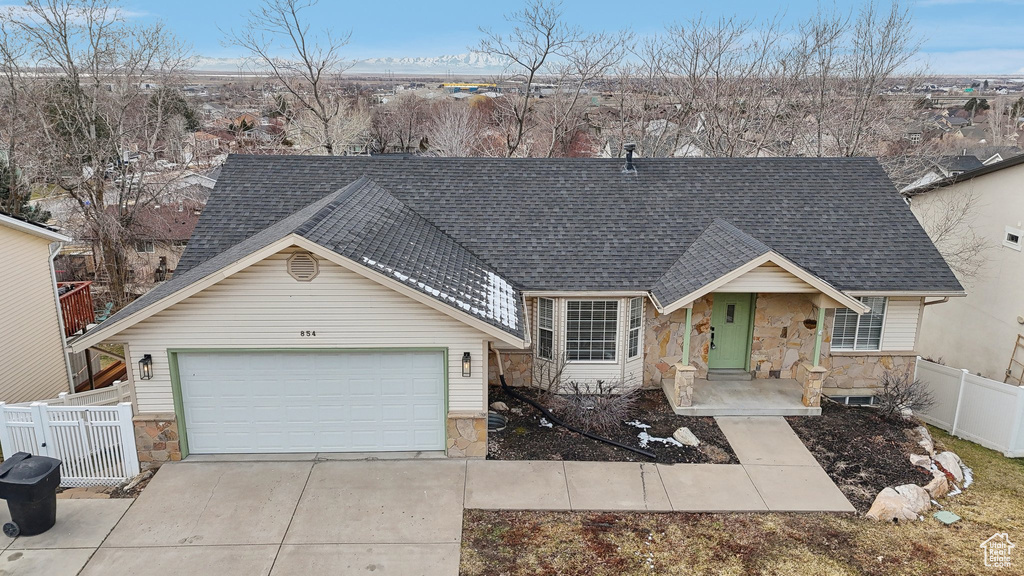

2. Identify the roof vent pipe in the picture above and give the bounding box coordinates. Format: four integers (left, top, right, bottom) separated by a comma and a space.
623, 142, 636, 173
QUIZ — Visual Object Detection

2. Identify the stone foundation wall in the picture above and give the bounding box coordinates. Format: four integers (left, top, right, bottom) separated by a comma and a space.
822, 353, 917, 390
446, 414, 487, 458
487, 351, 533, 387
133, 413, 181, 471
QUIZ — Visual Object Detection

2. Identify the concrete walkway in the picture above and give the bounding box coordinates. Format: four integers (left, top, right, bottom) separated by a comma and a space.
0, 417, 853, 576
465, 417, 854, 513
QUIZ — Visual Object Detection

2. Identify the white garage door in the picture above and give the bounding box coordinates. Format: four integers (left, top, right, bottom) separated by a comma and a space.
177, 350, 446, 454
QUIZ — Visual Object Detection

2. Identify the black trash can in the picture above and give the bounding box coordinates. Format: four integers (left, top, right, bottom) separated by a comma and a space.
0, 452, 62, 537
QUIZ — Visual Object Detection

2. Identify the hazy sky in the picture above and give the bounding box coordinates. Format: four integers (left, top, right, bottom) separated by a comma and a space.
109, 0, 1024, 75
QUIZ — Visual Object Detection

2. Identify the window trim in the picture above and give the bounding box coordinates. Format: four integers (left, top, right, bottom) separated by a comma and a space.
627, 297, 643, 359
537, 297, 554, 361
135, 241, 155, 254
1004, 226, 1022, 251
565, 299, 620, 364
831, 296, 888, 352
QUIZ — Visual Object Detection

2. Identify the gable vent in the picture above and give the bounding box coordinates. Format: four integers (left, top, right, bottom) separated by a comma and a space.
287, 252, 319, 281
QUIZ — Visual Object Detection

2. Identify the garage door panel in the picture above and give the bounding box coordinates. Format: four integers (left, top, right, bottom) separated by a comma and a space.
178, 351, 446, 454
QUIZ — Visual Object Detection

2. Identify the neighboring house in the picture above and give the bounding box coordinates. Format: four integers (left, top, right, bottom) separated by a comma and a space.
0, 212, 73, 402
906, 155, 1024, 382
70, 155, 961, 464
900, 155, 985, 193
81, 202, 203, 292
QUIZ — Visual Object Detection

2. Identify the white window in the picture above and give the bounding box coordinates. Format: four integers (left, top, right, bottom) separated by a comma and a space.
1004, 226, 1022, 251
832, 297, 887, 351
628, 297, 643, 358
537, 297, 554, 360
566, 300, 618, 362
135, 241, 155, 253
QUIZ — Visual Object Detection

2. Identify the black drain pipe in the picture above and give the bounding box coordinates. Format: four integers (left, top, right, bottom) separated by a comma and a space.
490, 346, 657, 460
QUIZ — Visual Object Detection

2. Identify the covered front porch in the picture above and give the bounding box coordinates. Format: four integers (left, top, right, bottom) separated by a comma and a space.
648, 240, 865, 416
663, 376, 821, 416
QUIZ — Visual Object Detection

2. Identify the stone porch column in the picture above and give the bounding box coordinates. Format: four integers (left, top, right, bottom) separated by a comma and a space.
446, 412, 487, 458
669, 362, 696, 407
796, 362, 827, 407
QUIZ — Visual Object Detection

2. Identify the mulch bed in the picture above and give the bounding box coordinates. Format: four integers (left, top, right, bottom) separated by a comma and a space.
487, 386, 738, 464
786, 400, 932, 513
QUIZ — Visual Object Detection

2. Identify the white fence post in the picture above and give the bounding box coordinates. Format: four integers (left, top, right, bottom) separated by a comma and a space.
950, 369, 969, 437
1007, 388, 1024, 457
29, 403, 55, 458
117, 403, 140, 477
0, 403, 11, 457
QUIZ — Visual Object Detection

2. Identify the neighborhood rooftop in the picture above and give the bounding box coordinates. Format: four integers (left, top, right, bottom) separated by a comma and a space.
178, 155, 962, 295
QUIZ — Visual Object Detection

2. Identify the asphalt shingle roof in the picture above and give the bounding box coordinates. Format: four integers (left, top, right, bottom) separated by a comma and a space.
651, 219, 772, 306
176, 155, 962, 296
93, 178, 524, 339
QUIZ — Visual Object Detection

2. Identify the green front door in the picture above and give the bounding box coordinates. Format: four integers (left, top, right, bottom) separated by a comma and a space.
707, 293, 754, 370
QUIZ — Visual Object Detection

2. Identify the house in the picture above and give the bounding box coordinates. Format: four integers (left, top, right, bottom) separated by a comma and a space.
0, 212, 73, 402
905, 154, 1024, 382
900, 155, 985, 193
69, 155, 962, 465
80, 202, 203, 292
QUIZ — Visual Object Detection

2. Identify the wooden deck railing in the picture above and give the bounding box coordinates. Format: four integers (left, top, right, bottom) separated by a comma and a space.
57, 281, 95, 337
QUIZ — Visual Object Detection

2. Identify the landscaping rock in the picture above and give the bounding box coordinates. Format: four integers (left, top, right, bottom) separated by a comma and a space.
934, 451, 964, 483
915, 426, 934, 455
909, 454, 931, 468
490, 401, 509, 412
924, 473, 950, 499
894, 484, 932, 514
672, 427, 700, 447
866, 487, 919, 521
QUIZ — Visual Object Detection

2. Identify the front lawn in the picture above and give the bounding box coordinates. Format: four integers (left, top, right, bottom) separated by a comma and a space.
487, 386, 738, 464
461, 428, 1024, 576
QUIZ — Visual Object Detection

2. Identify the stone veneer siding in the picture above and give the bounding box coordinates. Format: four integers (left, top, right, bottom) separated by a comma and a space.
446, 414, 487, 457
644, 293, 915, 391
487, 350, 533, 387
133, 413, 181, 471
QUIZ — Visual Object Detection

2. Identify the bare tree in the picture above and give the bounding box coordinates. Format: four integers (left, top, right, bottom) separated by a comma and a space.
826, 0, 921, 157
224, 0, 354, 155
426, 100, 478, 157
11, 0, 193, 305
536, 31, 626, 157
477, 0, 581, 157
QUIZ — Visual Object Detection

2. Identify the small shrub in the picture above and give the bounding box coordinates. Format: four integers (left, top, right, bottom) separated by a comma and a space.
545, 379, 638, 435
876, 368, 934, 417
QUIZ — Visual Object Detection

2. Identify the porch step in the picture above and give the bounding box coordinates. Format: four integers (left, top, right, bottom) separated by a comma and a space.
706, 369, 753, 381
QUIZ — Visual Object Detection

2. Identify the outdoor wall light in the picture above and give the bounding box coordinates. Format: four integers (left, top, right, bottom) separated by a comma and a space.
462, 352, 472, 377
139, 354, 153, 380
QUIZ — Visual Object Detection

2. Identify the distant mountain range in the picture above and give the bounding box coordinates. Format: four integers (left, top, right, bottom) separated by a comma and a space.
191, 52, 509, 75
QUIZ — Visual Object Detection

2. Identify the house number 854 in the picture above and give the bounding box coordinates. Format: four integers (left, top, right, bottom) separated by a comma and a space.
300, 330, 316, 337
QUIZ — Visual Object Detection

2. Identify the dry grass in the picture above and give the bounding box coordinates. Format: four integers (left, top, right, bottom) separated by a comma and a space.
461, 427, 1024, 576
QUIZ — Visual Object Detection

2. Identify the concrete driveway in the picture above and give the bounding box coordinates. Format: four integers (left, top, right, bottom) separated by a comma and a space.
93, 459, 466, 576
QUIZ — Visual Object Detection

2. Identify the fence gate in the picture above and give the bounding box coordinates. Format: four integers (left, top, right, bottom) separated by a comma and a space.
0, 402, 139, 487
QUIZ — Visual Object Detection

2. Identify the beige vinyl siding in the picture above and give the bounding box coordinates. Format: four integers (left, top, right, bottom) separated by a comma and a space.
117, 249, 493, 414
718, 263, 817, 293
880, 297, 923, 351
0, 226, 68, 403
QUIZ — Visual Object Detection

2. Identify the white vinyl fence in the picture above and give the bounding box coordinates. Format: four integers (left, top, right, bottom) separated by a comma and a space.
914, 357, 1024, 457
0, 402, 139, 486
10, 381, 130, 408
